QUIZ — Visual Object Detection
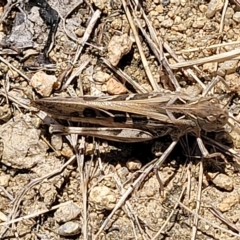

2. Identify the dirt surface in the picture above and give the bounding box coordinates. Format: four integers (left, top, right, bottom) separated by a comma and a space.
1, 0, 240, 239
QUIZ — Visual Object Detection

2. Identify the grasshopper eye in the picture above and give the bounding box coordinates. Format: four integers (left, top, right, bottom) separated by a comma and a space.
219, 114, 228, 124
206, 115, 216, 122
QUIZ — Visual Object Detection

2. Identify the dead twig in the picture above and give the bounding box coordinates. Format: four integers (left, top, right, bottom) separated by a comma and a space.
169, 48, 240, 69
208, 206, 240, 233
102, 57, 148, 93
121, 0, 161, 92
191, 160, 203, 240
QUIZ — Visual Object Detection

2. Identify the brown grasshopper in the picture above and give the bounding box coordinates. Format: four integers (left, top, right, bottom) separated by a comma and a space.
33, 91, 230, 194
33, 91, 228, 144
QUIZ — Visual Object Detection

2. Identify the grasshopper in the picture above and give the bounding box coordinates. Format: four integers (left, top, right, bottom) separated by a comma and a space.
33, 91, 228, 144
33, 91, 230, 196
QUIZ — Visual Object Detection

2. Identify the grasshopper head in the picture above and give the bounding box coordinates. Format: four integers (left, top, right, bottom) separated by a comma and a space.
197, 110, 228, 132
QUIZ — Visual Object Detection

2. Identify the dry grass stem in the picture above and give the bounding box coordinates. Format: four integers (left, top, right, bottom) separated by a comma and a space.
121, 0, 161, 91
169, 48, 240, 69
190, 161, 203, 240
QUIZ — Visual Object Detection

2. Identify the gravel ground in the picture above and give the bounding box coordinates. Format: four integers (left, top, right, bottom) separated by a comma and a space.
1, 0, 240, 239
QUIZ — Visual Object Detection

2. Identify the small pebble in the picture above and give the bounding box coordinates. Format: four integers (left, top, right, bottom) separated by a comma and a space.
180, 0, 186, 6
192, 18, 206, 28
155, 5, 164, 13
0, 211, 8, 222
58, 221, 81, 236
61, 144, 74, 158
51, 135, 63, 151
233, 12, 240, 22
0, 173, 10, 187
0, 105, 11, 122
111, 18, 122, 30
206, 0, 224, 18
30, 71, 57, 97
75, 27, 85, 37
219, 60, 238, 74
126, 159, 142, 171
161, 19, 174, 28
117, 167, 129, 180
107, 78, 127, 94
93, 71, 111, 83
107, 33, 133, 66
202, 62, 216, 73
217, 193, 239, 212
210, 173, 233, 191
7, 69, 19, 79
89, 186, 117, 210
55, 202, 81, 223
92, 0, 108, 10
163, 0, 171, 6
